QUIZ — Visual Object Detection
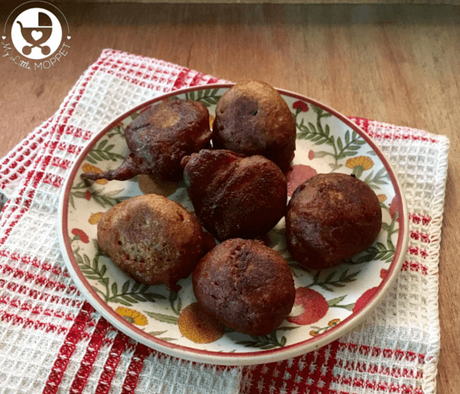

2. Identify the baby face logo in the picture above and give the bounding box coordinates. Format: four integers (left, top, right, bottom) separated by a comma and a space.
2, 1, 71, 70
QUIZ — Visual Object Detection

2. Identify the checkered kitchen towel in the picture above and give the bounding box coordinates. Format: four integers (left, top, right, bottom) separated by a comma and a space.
0, 49, 449, 394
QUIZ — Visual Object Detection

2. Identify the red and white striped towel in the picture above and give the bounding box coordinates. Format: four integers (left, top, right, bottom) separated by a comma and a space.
0, 49, 449, 394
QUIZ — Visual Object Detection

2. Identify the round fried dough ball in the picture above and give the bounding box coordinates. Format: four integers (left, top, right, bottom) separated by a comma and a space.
82, 99, 211, 182
97, 194, 204, 291
286, 173, 382, 270
213, 80, 296, 173
182, 149, 287, 242
193, 239, 295, 336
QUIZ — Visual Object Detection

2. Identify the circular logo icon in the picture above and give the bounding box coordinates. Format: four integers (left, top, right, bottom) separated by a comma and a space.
11, 7, 62, 60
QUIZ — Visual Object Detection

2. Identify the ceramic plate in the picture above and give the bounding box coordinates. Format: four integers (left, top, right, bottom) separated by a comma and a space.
58, 84, 408, 366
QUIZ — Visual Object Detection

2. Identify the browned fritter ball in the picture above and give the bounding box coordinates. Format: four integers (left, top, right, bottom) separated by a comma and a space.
192, 238, 295, 336
97, 194, 204, 291
182, 149, 287, 242
286, 173, 382, 270
82, 99, 212, 182
213, 80, 296, 173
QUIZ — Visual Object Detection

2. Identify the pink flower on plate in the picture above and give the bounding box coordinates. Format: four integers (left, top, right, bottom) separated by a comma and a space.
287, 287, 329, 325
353, 286, 379, 313
380, 269, 388, 279
389, 196, 401, 223
293, 100, 309, 112
71, 228, 90, 244
286, 164, 318, 196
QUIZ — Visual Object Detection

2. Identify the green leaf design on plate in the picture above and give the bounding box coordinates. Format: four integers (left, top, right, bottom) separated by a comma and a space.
147, 330, 168, 336
85, 139, 125, 164
74, 248, 167, 306
309, 269, 361, 292
69, 180, 91, 209
105, 280, 167, 307
169, 291, 182, 316
235, 326, 298, 350
70, 180, 129, 209
296, 106, 366, 171
184, 88, 222, 107
144, 311, 179, 325
327, 295, 355, 311
145, 329, 177, 342
351, 242, 395, 264
74, 249, 109, 292
351, 213, 398, 264
107, 124, 125, 138
362, 167, 390, 189
90, 189, 130, 208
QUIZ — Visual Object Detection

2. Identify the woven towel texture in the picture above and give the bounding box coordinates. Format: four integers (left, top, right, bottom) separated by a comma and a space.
0, 49, 449, 394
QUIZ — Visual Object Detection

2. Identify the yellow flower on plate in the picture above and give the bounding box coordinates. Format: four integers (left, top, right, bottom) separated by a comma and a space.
82, 163, 108, 185
345, 156, 374, 178
345, 156, 374, 171
115, 307, 148, 326
88, 212, 104, 225
328, 318, 340, 327
377, 194, 387, 202
178, 303, 224, 344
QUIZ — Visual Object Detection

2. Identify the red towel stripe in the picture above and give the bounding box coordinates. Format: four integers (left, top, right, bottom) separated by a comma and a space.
42, 302, 95, 394
407, 246, 429, 259
0, 278, 80, 306
50, 156, 73, 171
0, 86, 89, 245
172, 68, 192, 91
337, 342, 425, 364
42, 172, 64, 188
0, 296, 76, 321
53, 124, 93, 141
0, 249, 71, 278
120, 343, 151, 394
402, 260, 429, 275
0, 310, 70, 335
242, 340, 340, 394
332, 375, 424, 394
337, 359, 423, 379
69, 317, 111, 394
0, 169, 43, 244
0, 261, 77, 294
94, 332, 130, 394
349, 117, 440, 144
410, 230, 431, 243
409, 213, 432, 226
57, 141, 84, 156
0, 125, 49, 189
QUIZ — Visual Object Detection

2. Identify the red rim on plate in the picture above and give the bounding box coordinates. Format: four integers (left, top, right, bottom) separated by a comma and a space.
57, 84, 408, 366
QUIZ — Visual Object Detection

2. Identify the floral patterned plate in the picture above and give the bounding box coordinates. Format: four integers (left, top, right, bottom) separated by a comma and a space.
58, 84, 408, 366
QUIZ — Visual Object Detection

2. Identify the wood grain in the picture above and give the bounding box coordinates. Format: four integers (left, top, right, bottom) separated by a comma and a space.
0, 4, 459, 393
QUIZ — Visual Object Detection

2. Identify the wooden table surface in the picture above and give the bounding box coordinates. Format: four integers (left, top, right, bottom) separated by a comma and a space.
1, 3, 458, 393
